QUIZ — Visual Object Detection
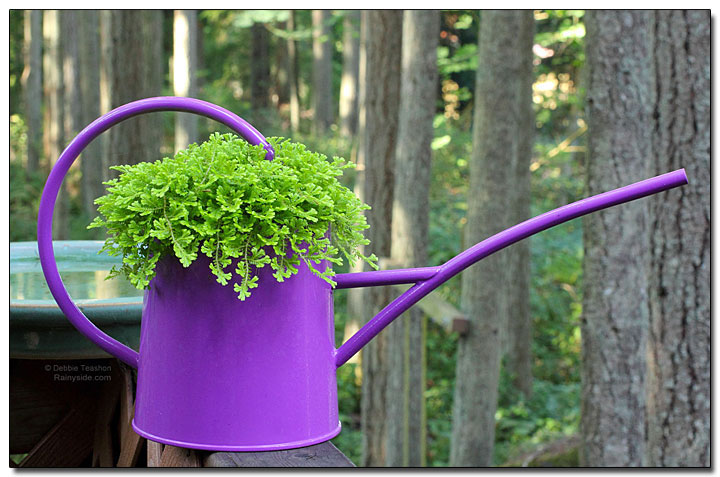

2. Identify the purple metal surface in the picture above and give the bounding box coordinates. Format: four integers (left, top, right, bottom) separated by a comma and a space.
37, 97, 274, 367
334, 266, 440, 289
132, 253, 340, 451
333, 168, 689, 367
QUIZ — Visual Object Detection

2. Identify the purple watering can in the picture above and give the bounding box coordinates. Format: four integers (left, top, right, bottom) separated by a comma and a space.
37, 97, 688, 451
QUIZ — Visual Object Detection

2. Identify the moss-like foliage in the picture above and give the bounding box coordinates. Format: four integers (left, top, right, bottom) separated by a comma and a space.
89, 133, 377, 300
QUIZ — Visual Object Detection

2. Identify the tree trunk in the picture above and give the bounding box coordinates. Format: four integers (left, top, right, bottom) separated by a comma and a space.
42, 10, 68, 239
99, 10, 113, 180
102, 11, 164, 170
21, 9, 42, 173
60, 10, 84, 227
357, 9, 402, 467
344, 10, 368, 365
450, 10, 534, 466
580, 11, 652, 467
339, 11, 360, 138
173, 10, 199, 152
385, 10, 438, 467
286, 11, 300, 133
505, 14, 535, 399
273, 21, 289, 109
645, 10, 710, 467
250, 21, 270, 125
77, 10, 103, 220
312, 10, 334, 134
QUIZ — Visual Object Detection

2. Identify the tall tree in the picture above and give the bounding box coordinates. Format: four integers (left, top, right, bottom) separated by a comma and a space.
61, 11, 82, 150
42, 10, 68, 239
581, 11, 652, 467
286, 10, 301, 132
21, 10, 42, 174
173, 10, 199, 152
77, 10, 103, 219
357, 10, 403, 467
344, 10, 368, 362
339, 10, 360, 138
273, 21, 290, 108
250, 21, 270, 125
102, 11, 164, 170
450, 10, 534, 466
645, 10, 710, 467
312, 10, 334, 133
504, 17, 535, 399
387, 10, 439, 467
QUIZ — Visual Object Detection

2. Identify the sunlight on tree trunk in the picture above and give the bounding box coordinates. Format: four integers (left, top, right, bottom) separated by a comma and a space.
339, 10, 360, 138
101, 11, 164, 171
43, 10, 68, 239
312, 10, 334, 134
173, 10, 199, 152
386, 10, 439, 467
286, 11, 300, 133
357, 9, 402, 467
77, 11, 103, 221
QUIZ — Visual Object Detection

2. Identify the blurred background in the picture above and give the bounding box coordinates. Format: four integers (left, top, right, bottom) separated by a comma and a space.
8, 10, 709, 467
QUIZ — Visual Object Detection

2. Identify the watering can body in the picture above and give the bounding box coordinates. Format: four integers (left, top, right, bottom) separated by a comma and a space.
134, 254, 340, 450
37, 97, 689, 452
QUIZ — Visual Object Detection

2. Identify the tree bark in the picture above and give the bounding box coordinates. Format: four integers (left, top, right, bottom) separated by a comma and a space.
505, 14, 535, 399
645, 10, 710, 467
339, 11, 360, 138
357, 10, 402, 467
286, 11, 300, 133
344, 10, 368, 366
250, 22, 270, 123
77, 10, 103, 219
21, 9, 42, 174
42, 10, 68, 239
312, 10, 334, 134
450, 10, 534, 466
581, 10, 652, 467
99, 10, 113, 180
102, 11, 164, 171
273, 21, 290, 108
173, 10, 199, 152
385, 10, 438, 467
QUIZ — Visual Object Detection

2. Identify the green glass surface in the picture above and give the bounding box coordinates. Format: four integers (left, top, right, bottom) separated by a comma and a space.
10, 270, 142, 301
10, 241, 143, 358
10, 241, 143, 302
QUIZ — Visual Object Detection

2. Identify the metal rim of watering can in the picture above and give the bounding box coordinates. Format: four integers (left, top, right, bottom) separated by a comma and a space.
37, 96, 274, 368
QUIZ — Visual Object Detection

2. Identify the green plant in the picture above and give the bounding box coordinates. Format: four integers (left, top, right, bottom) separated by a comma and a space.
89, 133, 377, 299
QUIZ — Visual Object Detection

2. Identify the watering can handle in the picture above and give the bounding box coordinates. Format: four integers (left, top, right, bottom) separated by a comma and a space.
37, 97, 274, 368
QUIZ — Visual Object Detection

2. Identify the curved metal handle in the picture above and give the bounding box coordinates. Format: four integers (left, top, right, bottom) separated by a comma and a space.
333, 168, 689, 367
37, 96, 274, 367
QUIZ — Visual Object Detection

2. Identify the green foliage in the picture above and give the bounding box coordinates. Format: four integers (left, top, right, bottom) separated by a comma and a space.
9, 115, 44, 242
89, 133, 377, 300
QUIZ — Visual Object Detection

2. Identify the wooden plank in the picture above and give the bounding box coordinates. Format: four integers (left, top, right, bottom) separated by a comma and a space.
392, 283, 464, 332
204, 441, 355, 467
19, 404, 96, 467
159, 445, 202, 467
147, 440, 165, 467
116, 365, 144, 467
92, 363, 121, 467
9, 359, 103, 453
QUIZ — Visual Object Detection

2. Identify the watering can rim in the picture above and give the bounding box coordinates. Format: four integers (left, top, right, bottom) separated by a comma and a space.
35, 96, 689, 370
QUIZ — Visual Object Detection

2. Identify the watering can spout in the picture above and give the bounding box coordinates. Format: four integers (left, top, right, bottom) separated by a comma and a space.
333, 168, 689, 367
